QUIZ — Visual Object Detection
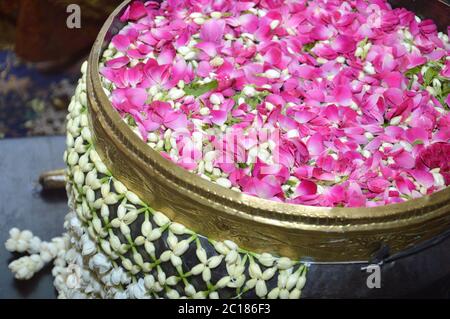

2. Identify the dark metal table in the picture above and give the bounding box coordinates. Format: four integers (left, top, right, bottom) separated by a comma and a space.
1, 136, 450, 298
0, 136, 66, 299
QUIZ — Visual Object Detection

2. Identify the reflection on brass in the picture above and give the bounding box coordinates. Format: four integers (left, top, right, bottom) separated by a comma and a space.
39, 169, 66, 191
85, 0, 450, 261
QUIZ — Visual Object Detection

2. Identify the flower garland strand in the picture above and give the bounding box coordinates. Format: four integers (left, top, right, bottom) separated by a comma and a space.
5, 61, 308, 299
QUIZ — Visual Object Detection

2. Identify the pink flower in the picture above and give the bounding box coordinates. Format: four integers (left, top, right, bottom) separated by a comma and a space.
307, 133, 325, 157
331, 35, 356, 54
405, 127, 429, 144
294, 180, 317, 197
111, 88, 147, 113
323, 185, 346, 205
441, 60, 450, 78
393, 150, 415, 169
253, 160, 290, 184
332, 85, 352, 105
143, 61, 173, 89
418, 142, 450, 172
105, 56, 130, 69
142, 101, 187, 132
101, 0, 450, 207
410, 169, 435, 188
367, 178, 389, 193
120, 1, 147, 21
239, 175, 282, 200
112, 34, 131, 52
200, 19, 226, 44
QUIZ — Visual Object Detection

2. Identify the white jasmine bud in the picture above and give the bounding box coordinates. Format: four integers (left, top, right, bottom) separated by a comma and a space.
193, 17, 206, 25
267, 287, 280, 299
169, 222, 187, 235
210, 11, 222, 19
144, 275, 155, 290
225, 250, 239, 264
256, 279, 268, 297
173, 240, 190, 256
277, 257, 293, 270
168, 88, 185, 100
249, 262, 262, 278
148, 228, 162, 241
245, 278, 257, 289
199, 107, 210, 115
210, 56, 224, 67
289, 288, 301, 299
215, 276, 231, 289
141, 220, 152, 237
191, 263, 205, 275
207, 256, 223, 269
185, 284, 196, 296
297, 275, 307, 290
153, 211, 170, 226
196, 248, 208, 264
216, 177, 232, 188
270, 20, 280, 30
258, 253, 275, 267
209, 93, 221, 105
264, 69, 281, 79
113, 180, 127, 194
125, 191, 141, 205
390, 116, 402, 125
213, 241, 229, 254
202, 267, 212, 282
243, 86, 256, 97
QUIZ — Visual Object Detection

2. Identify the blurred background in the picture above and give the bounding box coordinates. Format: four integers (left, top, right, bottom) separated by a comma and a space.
0, 0, 122, 138
0, 0, 448, 139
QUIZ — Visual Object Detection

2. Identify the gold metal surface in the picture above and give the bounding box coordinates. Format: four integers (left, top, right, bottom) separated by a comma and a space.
85, 0, 450, 261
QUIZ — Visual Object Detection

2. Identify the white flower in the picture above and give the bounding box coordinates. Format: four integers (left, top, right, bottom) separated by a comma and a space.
125, 191, 141, 205
297, 275, 307, 290
81, 238, 96, 256
9, 255, 44, 280
128, 279, 147, 299
363, 62, 376, 75
243, 86, 256, 97
277, 257, 293, 270
153, 211, 170, 226
269, 20, 280, 30
209, 93, 221, 105
267, 287, 280, 299
169, 222, 187, 235
255, 279, 268, 297
216, 177, 232, 188
210, 56, 224, 67
110, 267, 125, 286
173, 240, 190, 256
289, 288, 301, 299
114, 291, 129, 299
89, 253, 111, 274
210, 11, 222, 19
168, 88, 185, 100
264, 69, 281, 79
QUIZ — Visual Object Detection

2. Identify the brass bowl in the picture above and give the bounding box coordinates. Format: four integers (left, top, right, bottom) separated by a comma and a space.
87, 0, 450, 262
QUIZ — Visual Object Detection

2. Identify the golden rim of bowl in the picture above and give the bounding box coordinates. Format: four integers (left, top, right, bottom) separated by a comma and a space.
86, 0, 450, 261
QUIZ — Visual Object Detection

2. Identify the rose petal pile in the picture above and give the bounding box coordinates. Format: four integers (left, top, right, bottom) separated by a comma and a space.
100, 0, 450, 207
